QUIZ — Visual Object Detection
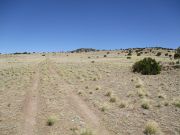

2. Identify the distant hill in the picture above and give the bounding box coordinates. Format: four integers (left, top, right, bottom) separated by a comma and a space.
70, 48, 97, 53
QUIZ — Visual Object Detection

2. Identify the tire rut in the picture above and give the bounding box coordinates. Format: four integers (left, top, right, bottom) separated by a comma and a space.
23, 65, 40, 135
47, 59, 110, 135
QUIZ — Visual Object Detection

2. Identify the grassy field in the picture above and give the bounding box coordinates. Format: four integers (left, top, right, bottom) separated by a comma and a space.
0, 49, 179, 135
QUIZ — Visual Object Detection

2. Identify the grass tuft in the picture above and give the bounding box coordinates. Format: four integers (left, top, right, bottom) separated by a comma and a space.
173, 99, 180, 108
110, 97, 116, 103
119, 101, 126, 108
105, 91, 112, 97
141, 99, 150, 109
80, 129, 93, 135
144, 120, 159, 135
47, 116, 56, 126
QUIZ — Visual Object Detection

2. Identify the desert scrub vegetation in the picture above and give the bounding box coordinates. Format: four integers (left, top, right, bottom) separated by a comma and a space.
137, 53, 141, 56
163, 101, 169, 106
80, 129, 93, 135
132, 57, 161, 75
110, 97, 116, 103
78, 91, 83, 95
95, 86, 100, 90
101, 105, 108, 112
158, 93, 166, 99
174, 47, 180, 59
156, 52, 161, 56
100, 103, 109, 112
47, 116, 56, 126
127, 50, 132, 56
136, 84, 142, 88
173, 99, 180, 108
105, 91, 112, 97
101, 106, 106, 112
141, 99, 150, 109
144, 120, 160, 135
119, 101, 127, 108
137, 89, 147, 97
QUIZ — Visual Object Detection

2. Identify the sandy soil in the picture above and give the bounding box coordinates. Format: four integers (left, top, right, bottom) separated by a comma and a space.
0, 49, 179, 135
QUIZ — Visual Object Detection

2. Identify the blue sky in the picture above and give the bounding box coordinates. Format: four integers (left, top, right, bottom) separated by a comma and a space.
0, 0, 180, 53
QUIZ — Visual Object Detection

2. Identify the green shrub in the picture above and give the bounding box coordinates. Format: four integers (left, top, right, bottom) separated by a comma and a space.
174, 53, 180, 59
156, 52, 161, 56
127, 50, 132, 56
174, 47, 180, 59
137, 53, 141, 56
176, 46, 180, 53
132, 58, 161, 75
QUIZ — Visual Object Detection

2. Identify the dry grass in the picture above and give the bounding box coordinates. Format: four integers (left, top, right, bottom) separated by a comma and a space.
110, 97, 116, 103
119, 101, 127, 108
47, 116, 56, 126
80, 129, 93, 135
105, 91, 112, 97
158, 93, 166, 99
0, 49, 178, 135
141, 99, 150, 109
95, 86, 101, 90
137, 89, 147, 97
173, 99, 180, 108
144, 120, 160, 135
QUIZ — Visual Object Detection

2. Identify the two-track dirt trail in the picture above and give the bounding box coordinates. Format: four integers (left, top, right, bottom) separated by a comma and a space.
22, 59, 110, 135
23, 64, 40, 135
47, 59, 110, 135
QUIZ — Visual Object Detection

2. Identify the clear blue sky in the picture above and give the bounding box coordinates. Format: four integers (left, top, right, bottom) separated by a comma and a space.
0, 0, 180, 53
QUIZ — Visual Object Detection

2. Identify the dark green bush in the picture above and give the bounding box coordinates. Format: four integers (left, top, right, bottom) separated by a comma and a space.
137, 53, 141, 56
156, 52, 161, 56
174, 47, 180, 59
127, 50, 132, 56
174, 53, 180, 59
132, 58, 161, 75
165, 53, 168, 56
176, 47, 180, 54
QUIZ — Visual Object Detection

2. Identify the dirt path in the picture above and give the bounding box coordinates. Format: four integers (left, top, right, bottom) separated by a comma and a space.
68, 93, 109, 135
23, 66, 40, 135
47, 59, 110, 135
